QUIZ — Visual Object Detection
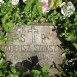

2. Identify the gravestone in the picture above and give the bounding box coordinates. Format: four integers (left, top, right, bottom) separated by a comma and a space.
2, 23, 64, 73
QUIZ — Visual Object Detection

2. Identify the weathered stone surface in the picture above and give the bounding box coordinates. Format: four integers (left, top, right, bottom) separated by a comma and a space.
2, 23, 64, 67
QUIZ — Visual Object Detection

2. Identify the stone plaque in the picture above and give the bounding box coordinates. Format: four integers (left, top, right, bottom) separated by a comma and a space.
2, 23, 64, 67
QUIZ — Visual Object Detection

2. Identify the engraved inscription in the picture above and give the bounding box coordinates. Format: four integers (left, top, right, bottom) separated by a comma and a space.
2, 25, 63, 66
3, 45, 58, 52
